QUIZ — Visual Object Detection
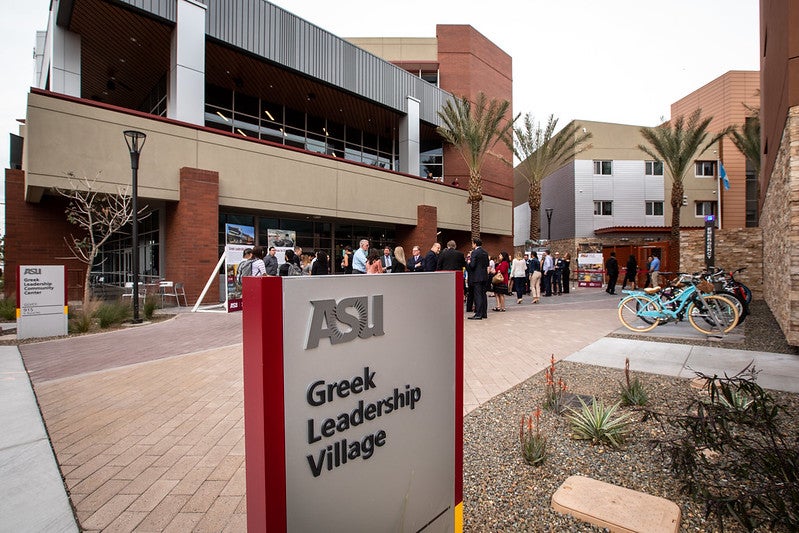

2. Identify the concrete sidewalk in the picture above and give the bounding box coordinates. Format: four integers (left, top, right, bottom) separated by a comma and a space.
0, 346, 78, 532
2, 288, 798, 530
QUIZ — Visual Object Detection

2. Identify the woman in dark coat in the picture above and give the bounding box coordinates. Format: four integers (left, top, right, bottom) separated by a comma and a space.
622, 254, 638, 290
311, 251, 329, 276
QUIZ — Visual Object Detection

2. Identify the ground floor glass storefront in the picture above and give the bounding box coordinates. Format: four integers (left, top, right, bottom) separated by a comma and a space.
92, 210, 160, 287
218, 212, 396, 274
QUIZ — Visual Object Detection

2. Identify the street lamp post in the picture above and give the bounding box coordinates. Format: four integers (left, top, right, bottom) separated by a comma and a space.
123, 130, 146, 324
545, 208, 554, 242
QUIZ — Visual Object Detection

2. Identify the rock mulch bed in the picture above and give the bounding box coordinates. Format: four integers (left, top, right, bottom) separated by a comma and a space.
462, 360, 799, 531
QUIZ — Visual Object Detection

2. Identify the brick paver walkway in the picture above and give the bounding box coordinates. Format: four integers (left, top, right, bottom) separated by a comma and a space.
23, 288, 621, 531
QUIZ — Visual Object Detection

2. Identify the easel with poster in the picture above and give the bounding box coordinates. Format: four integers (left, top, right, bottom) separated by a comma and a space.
192, 223, 255, 313
577, 253, 604, 288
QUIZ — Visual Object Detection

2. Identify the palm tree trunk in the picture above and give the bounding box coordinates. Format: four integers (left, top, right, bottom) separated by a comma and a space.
670, 183, 683, 273
470, 201, 480, 241
468, 169, 483, 240
527, 182, 541, 241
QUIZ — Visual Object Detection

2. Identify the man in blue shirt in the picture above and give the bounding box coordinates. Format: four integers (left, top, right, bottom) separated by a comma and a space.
649, 254, 661, 287
352, 239, 369, 274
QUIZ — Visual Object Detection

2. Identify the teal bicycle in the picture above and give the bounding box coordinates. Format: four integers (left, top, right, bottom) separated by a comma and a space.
617, 273, 740, 335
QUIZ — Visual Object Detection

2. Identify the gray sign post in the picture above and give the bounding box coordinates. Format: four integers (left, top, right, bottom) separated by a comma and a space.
704, 215, 716, 270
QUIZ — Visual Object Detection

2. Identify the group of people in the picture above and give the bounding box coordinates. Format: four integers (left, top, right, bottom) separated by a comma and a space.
341, 239, 468, 276
604, 252, 661, 294
466, 245, 572, 319
238, 245, 330, 278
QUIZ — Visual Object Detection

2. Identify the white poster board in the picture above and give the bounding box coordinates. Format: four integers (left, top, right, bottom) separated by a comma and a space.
17, 265, 68, 340
577, 253, 604, 287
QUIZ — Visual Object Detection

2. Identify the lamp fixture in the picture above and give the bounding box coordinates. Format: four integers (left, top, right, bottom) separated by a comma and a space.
216, 111, 229, 122
264, 109, 274, 121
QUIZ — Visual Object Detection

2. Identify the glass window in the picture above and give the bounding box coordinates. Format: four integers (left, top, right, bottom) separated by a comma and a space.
593, 201, 612, 215
645, 161, 663, 176
206, 83, 232, 109
235, 92, 259, 119
695, 161, 716, 177
695, 201, 716, 217
593, 160, 612, 175
421, 71, 438, 86
645, 201, 664, 216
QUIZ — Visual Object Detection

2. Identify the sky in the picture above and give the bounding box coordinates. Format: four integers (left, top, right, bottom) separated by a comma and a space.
0, 0, 760, 222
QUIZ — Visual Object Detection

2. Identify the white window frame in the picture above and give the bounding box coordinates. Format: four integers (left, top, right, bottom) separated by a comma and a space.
593, 160, 612, 175
695, 160, 716, 178
645, 201, 664, 216
594, 200, 613, 216
695, 201, 716, 217
645, 160, 664, 176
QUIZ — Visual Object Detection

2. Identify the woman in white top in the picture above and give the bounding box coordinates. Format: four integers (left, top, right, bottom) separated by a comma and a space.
511, 251, 529, 304
251, 246, 267, 276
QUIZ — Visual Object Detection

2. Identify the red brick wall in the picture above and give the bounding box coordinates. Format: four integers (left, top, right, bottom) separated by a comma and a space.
396, 205, 439, 253
163, 168, 219, 304
437, 25, 514, 202
4, 169, 88, 301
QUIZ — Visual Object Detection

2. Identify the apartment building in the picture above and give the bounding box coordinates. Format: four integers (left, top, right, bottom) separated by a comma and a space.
671, 70, 760, 229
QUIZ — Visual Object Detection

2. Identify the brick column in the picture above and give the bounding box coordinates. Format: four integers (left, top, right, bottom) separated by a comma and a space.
4, 169, 87, 301
164, 168, 219, 304
396, 205, 438, 251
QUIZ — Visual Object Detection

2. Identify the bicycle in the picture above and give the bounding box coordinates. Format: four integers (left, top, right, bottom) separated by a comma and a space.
617, 274, 740, 335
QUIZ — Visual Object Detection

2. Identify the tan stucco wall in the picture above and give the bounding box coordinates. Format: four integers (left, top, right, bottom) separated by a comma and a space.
23, 92, 511, 235
345, 37, 438, 63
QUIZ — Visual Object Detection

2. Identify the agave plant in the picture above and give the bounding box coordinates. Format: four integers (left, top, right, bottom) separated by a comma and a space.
567, 398, 632, 448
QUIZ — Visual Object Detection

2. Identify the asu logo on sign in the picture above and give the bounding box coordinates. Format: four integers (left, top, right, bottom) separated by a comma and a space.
305, 295, 384, 349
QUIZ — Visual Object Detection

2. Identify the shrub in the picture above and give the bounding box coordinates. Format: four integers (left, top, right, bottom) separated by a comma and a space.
619, 358, 649, 407
95, 300, 132, 328
649, 365, 799, 531
143, 295, 159, 320
519, 409, 547, 466
69, 298, 101, 333
543, 355, 568, 412
0, 295, 16, 321
567, 398, 632, 448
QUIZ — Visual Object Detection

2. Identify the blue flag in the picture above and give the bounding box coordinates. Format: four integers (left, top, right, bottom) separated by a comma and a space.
719, 162, 730, 190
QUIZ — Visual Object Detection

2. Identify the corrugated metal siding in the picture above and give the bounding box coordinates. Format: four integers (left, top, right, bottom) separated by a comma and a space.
116, 0, 177, 22
540, 163, 576, 241
575, 159, 665, 235
200, 0, 448, 124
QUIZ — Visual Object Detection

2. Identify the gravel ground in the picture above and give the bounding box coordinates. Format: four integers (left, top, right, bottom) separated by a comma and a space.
463, 300, 799, 532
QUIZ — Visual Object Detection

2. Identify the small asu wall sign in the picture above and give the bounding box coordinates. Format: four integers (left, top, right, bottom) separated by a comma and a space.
243, 273, 463, 532
16, 265, 68, 339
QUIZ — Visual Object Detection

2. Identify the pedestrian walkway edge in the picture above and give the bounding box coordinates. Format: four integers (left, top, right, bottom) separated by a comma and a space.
0, 346, 79, 532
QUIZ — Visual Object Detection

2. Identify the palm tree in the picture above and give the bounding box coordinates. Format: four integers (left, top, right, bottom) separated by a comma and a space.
638, 109, 725, 272
437, 92, 513, 240
510, 114, 593, 241
729, 111, 760, 180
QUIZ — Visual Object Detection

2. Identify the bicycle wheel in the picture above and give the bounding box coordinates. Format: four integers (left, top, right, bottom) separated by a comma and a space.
618, 295, 661, 332
716, 289, 748, 324
737, 282, 753, 304
687, 295, 740, 334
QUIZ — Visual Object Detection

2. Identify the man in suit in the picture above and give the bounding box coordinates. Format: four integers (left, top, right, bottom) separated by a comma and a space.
605, 251, 619, 295
437, 240, 466, 271
407, 246, 424, 272
466, 238, 489, 319
422, 242, 441, 272
380, 246, 394, 273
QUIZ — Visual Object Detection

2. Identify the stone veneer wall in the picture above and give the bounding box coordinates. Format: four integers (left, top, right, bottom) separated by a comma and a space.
679, 228, 763, 298
759, 107, 799, 346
